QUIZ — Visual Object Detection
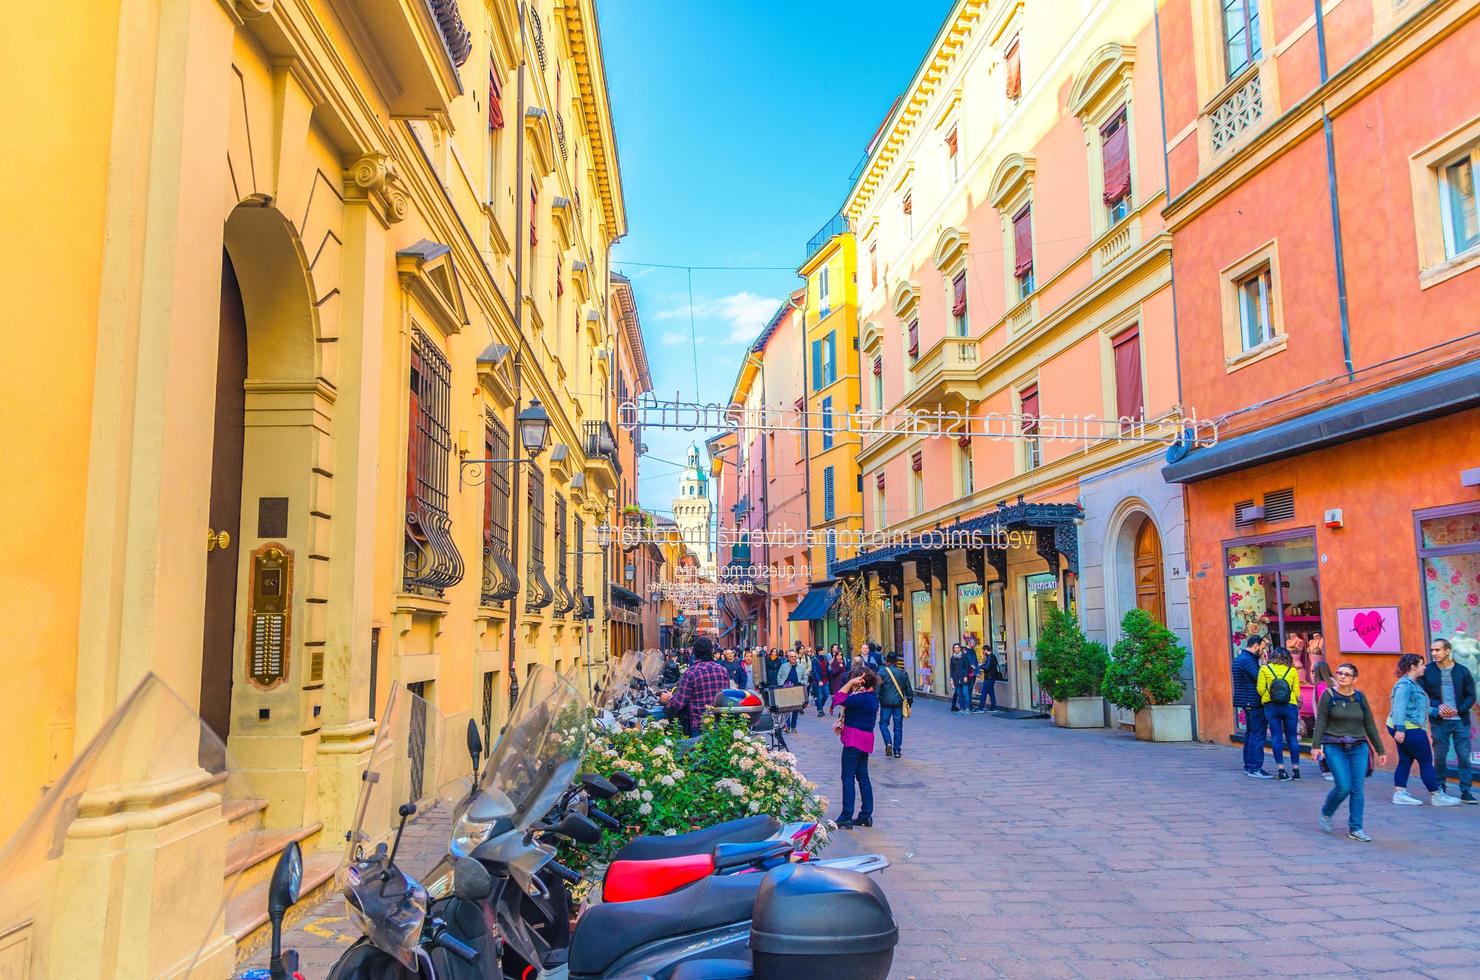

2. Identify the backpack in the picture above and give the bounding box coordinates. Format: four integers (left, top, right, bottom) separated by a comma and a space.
1267, 665, 1293, 704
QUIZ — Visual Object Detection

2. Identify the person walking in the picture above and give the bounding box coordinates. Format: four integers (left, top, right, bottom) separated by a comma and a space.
761, 646, 784, 690
832, 668, 879, 828
810, 647, 830, 717
1260, 648, 1303, 780
1311, 661, 1335, 780
790, 645, 812, 731
778, 650, 804, 733
826, 649, 848, 703
974, 645, 1001, 712
948, 643, 968, 712
861, 642, 884, 672
1389, 653, 1461, 807
1234, 638, 1272, 778
877, 652, 913, 758
1312, 662, 1387, 841
1420, 637, 1477, 804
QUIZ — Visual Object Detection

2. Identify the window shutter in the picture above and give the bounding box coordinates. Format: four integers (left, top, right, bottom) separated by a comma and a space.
871, 356, 882, 377
946, 126, 958, 158
529, 182, 538, 247
407, 374, 422, 511
556, 257, 563, 297
902, 192, 912, 215
1012, 206, 1033, 278
1113, 327, 1143, 422
489, 65, 505, 130
951, 272, 967, 317
1021, 385, 1040, 436
907, 319, 919, 356
1101, 112, 1131, 206
911, 450, 923, 472
876, 472, 886, 489
811, 338, 823, 389
1005, 38, 1022, 100
826, 333, 837, 384
869, 241, 878, 288
823, 466, 835, 521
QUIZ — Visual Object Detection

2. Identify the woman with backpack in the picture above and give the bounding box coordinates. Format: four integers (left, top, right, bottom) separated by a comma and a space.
1259, 647, 1303, 780
1312, 663, 1387, 841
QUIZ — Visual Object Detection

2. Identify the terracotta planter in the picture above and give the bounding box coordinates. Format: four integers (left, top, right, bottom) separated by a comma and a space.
1134, 703, 1193, 742
1051, 696, 1105, 729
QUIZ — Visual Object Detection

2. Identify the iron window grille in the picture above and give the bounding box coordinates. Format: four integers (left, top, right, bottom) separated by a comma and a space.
525, 464, 554, 611
574, 515, 586, 616
554, 494, 576, 616
405, 329, 464, 593
481, 412, 519, 603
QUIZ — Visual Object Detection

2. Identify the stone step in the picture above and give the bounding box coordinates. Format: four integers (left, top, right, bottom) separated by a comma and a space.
226, 851, 341, 967
223, 797, 268, 838
224, 823, 323, 897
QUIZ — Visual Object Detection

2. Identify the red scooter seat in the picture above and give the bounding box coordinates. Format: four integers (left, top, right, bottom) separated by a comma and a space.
603, 852, 714, 903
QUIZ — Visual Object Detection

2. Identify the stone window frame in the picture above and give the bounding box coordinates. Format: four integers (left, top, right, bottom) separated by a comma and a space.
1068, 42, 1141, 245
1188, 0, 1281, 168
987, 153, 1039, 335
1408, 115, 1480, 290
1219, 239, 1288, 373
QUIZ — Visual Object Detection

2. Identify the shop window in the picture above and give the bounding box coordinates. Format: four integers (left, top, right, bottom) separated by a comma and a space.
1225, 532, 1323, 739
1221, 0, 1262, 80
1416, 507, 1480, 680
912, 589, 935, 693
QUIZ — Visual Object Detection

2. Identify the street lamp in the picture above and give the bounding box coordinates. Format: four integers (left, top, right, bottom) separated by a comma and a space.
458, 397, 554, 487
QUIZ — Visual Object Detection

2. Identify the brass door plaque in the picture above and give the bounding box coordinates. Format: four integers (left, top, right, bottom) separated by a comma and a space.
248, 544, 293, 689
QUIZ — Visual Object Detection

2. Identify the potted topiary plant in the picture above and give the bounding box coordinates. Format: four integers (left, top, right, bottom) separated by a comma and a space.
1103, 608, 1192, 742
1036, 608, 1109, 729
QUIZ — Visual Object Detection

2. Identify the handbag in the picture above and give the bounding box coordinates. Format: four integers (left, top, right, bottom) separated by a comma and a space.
885, 667, 911, 718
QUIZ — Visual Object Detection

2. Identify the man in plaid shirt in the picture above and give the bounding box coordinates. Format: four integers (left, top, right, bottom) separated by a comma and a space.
660, 637, 730, 735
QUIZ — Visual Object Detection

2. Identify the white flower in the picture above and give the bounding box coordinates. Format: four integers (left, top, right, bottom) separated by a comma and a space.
671, 769, 685, 780
748, 800, 761, 812
731, 729, 744, 740
660, 775, 675, 787
730, 783, 745, 797
639, 803, 652, 815
663, 828, 677, 836
641, 789, 653, 802
738, 757, 755, 771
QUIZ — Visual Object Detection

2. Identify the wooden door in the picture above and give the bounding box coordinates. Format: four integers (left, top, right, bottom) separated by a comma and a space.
199, 249, 247, 741
1134, 519, 1166, 625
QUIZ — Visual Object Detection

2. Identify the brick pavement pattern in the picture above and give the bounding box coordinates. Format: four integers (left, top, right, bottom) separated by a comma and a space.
252, 699, 1480, 978
786, 698, 1480, 979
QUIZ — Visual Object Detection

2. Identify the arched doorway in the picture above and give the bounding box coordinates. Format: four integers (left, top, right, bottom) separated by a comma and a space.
1134, 518, 1166, 625
200, 249, 248, 741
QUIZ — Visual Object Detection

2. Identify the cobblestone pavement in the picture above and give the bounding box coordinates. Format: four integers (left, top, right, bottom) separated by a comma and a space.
784, 697, 1480, 979
252, 698, 1480, 978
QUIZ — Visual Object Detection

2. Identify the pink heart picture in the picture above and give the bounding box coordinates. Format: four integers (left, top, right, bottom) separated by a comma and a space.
1350, 610, 1386, 649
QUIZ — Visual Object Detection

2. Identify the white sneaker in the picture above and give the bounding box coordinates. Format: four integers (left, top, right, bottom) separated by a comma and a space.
1432, 791, 1461, 807
1392, 789, 1425, 806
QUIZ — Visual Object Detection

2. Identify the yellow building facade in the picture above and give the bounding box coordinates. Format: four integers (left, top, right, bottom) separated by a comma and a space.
798, 226, 863, 646
0, 0, 628, 973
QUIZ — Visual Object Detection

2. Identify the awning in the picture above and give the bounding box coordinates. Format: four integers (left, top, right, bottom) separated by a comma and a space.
828, 501, 1082, 577
609, 584, 643, 609
788, 586, 838, 622
1162, 359, 1480, 484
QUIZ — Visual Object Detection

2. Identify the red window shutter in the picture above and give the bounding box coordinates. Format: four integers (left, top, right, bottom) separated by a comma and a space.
952, 272, 967, 317
1101, 112, 1130, 205
1113, 326, 1144, 421
946, 127, 958, 158
902, 192, 912, 215
876, 472, 886, 489
1012, 206, 1033, 278
530, 184, 538, 247
489, 66, 505, 131
869, 241, 878, 288
907, 319, 919, 356
958, 432, 972, 448
1020, 385, 1040, 435
871, 356, 882, 377
556, 257, 563, 297
911, 451, 923, 472
1005, 39, 1022, 100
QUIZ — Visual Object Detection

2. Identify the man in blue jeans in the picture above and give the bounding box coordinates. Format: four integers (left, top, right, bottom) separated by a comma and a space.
1421, 638, 1477, 804
1233, 638, 1272, 778
876, 652, 913, 758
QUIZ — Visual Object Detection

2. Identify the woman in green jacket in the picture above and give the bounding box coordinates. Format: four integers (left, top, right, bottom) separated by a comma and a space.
1312, 663, 1387, 842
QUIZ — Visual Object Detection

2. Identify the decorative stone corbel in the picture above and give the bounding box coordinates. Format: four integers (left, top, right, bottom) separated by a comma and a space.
345, 153, 409, 225
218, 0, 273, 25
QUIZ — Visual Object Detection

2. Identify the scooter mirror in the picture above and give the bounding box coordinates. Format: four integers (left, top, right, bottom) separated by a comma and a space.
268, 840, 303, 918
453, 856, 494, 902
608, 771, 637, 792
580, 773, 619, 800
466, 718, 483, 762
552, 813, 603, 845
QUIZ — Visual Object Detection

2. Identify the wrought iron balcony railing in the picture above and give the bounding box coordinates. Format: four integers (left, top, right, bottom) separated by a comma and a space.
583, 420, 621, 474
805, 212, 848, 262
405, 509, 464, 593
553, 574, 577, 616
525, 558, 554, 612
481, 539, 519, 604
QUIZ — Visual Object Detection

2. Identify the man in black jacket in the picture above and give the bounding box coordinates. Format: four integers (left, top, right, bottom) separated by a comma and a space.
1421, 638, 1477, 804
974, 645, 1001, 712
877, 653, 914, 758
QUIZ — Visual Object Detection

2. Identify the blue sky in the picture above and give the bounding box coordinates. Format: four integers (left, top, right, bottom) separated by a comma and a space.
597, 0, 953, 512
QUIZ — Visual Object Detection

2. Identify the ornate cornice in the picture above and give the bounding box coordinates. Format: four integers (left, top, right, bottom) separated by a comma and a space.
344, 153, 409, 225
561, 0, 627, 236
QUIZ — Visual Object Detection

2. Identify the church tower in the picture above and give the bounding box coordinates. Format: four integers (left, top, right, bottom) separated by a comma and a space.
672, 443, 715, 575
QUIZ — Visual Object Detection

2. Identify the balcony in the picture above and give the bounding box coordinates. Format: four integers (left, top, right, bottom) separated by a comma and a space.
583, 420, 621, 493
330, 0, 469, 119
480, 539, 519, 605
902, 334, 983, 412
525, 558, 554, 613
804, 212, 848, 262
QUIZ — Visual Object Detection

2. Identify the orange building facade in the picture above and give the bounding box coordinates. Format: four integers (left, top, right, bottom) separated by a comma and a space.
1157, 0, 1480, 749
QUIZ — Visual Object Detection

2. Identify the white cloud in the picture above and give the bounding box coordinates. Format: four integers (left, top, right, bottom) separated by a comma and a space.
653, 291, 782, 345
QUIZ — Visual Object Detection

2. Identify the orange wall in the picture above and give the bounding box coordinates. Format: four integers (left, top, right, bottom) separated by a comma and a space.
1184, 408, 1480, 744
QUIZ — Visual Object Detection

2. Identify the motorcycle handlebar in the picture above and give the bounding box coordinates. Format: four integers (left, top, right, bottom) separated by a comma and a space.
589, 807, 621, 831
548, 860, 584, 885
434, 930, 480, 964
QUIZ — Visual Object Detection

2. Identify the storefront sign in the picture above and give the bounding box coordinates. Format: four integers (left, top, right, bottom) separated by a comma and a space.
1336, 606, 1400, 653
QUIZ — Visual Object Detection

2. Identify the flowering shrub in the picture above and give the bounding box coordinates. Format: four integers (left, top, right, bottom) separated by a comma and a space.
556, 712, 831, 874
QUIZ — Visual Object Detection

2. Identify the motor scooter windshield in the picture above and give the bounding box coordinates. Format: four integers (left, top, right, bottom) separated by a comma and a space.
637, 648, 665, 687
0, 673, 271, 978
340, 683, 459, 971
594, 650, 640, 709
472, 663, 589, 833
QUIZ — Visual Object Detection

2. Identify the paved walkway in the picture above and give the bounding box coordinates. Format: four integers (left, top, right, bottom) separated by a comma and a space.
786, 697, 1480, 979
252, 699, 1480, 978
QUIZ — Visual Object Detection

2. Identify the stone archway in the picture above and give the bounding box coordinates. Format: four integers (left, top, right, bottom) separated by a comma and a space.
1106, 502, 1166, 633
